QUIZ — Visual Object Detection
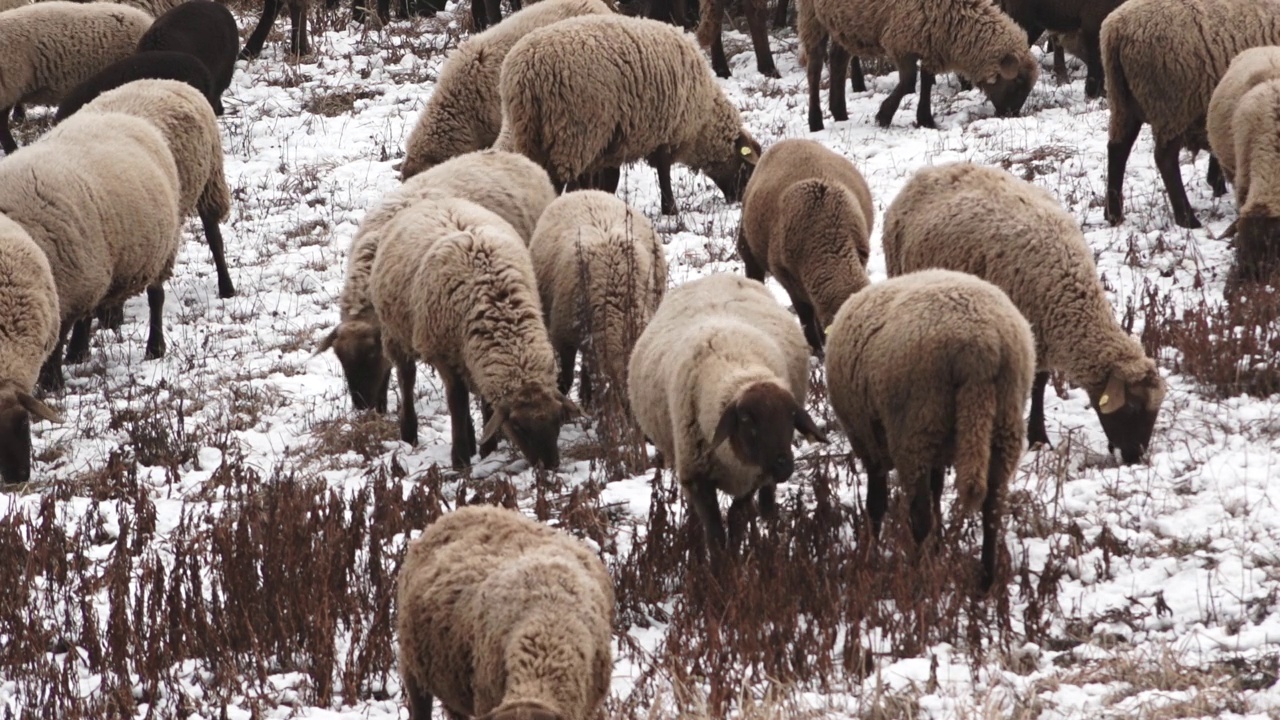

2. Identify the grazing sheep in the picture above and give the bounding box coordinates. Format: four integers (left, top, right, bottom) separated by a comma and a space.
1100, 0, 1280, 229
0, 1, 154, 154
317, 149, 555, 414
883, 162, 1166, 464
54, 52, 217, 121
695, 0, 779, 78
737, 138, 873, 354
400, 0, 613, 181
1223, 79, 1280, 281
0, 111, 181, 390
0, 213, 63, 485
529, 190, 667, 407
797, 0, 1038, 131
628, 273, 828, 560
1207, 46, 1280, 191
370, 195, 578, 469
135, 0, 240, 115
397, 505, 614, 720
824, 269, 1035, 591
61, 79, 234, 364
495, 14, 763, 215
995, 0, 1126, 98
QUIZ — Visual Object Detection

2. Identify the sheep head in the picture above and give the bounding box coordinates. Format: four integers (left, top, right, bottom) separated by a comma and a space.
1092, 359, 1166, 465
977, 51, 1038, 118
1233, 213, 1280, 283
478, 700, 564, 720
315, 320, 392, 412
478, 383, 581, 470
710, 381, 827, 484
0, 380, 64, 485
704, 131, 762, 204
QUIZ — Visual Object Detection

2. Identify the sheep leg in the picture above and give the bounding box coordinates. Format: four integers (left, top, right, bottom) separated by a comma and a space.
647, 150, 677, 215
11, 106, 24, 123
915, 69, 936, 129
828, 44, 850, 122
38, 323, 72, 392
1026, 371, 1051, 448
757, 483, 777, 519
289, 2, 310, 57
725, 494, 754, 548
471, 0, 489, 31
875, 56, 919, 128
1154, 136, 1199, 229
1054, 41, 1069, 86
377, 0, 392, 23
929, 467, 944, 535
1104, 111, 1142, 225
396, 356, 419, 445
375, 365, 392, 414
351, 0, 369, 22
97, 303, 125, 331
200, 206, 236, 299
402, 673, 433, 720
442, 371, 478, 465
144, 286, 166, 360
793, 299, 824, 355
240, 0, 283, 60
744, 0, 779, 78
1207, 155, 1227, 198
1082, 30, 1104, 98
596, 166, 621, 194
978, 439, 1014, 593
578, 363, 593, 408
65, 318, 93, 364
736, 227, 766, 280
478, 399, 498, 458
805, 36, 828, 132
556, 343, 576, 396
710, 35, 731, 80
904, 462, 934, 545
688, 478, 727, 561
864, 459, 888, 539
849, 56, 866, 93
771, 0, 787, 30
484, 0, 503, 27
0, 106, 16, 154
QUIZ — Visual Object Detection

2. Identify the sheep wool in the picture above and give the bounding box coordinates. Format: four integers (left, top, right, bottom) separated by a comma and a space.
529, 190, 667, 406
370, 195, 576, 470
319, 149, 555, 413
0, 1, 154, 153
882, 161, 1166, 465
397, 505, 614, 720
1100, 0, 1280, 229
1228, 78, 1280, 281
400, 0, 613, 181
0, 212, 63, 485
627, 273, 827, 558
797, 0, 1038, 130
1207, 46, 1280, 190
495, 13, 762, 215
738, 138, 873, 353
824, 268, 1034, 590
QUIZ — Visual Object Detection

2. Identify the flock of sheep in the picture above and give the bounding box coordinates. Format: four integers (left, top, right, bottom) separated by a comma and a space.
0, 0, 1277, 716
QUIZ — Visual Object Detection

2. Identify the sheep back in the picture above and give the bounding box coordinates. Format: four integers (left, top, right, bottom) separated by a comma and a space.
136, 0, 240, 114
739, 138, 873, 329
397, 505, 614, 720
400, 0, 613, 180
54, 51, 218, 125
1207, 46, 1280, 188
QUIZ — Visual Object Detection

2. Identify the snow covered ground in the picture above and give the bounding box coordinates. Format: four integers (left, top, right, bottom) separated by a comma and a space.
2, 5, 1279, 719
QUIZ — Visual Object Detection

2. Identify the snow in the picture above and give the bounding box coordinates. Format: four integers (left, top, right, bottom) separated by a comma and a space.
2, 6, 1279, 719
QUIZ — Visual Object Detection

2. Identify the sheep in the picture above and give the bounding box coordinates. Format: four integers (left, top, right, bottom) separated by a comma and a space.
1222, 79, 1280, 282
58, 79, 234, 364
695, 0, 779, 79
316, 149, 556, 415
54, 52, 218, 122
797, 0, 1038, 131
882, 162, 1166, 464
737, 138, 873, 355
627, 273, 828, 561
528, 190, 667, 408
995, 0, 1126, 98
0, 213, 64, 485
0, 110, 181, 390
1100, 0, 1280, 230
135, 0, 240, 116
1206, 47, 1280, 192
824, 268, 1035, 591
494, 14, 763, 216
369, 195, 579, 470
0, 1, 154, 154
397, 504, 614, 720
400, 0, 613, 182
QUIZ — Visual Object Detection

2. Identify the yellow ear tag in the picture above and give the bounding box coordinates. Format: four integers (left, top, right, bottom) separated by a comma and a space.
1099, 393, 1110, 406
740, 146, 752, 156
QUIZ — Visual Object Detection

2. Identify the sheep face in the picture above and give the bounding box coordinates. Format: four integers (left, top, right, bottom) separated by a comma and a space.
977, 52, 1038, 118
711, 381, 827, 484
1234, 215, 1280, 283
316, 321, 392, 411
0, 382, 63, 484
1092, 365, 1166, 465
703, 132, 762, 204
479, 383, 581, 469
477, 700, 563, 720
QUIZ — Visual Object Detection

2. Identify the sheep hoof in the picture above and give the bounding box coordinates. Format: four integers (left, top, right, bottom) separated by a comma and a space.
218, 281, 237, 299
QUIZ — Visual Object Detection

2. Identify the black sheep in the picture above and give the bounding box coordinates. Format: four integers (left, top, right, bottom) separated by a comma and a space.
136, 0, 239, 115
55, 51, 218, 121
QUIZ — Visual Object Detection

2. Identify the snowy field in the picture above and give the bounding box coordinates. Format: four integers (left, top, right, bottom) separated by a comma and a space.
2, 4, 1280, 719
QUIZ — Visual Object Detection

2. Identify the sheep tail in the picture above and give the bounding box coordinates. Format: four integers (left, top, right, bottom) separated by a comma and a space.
695, 0, 724, 48
198, 171, 233, 223
952, 380, 995, 516
1099, 24, 1132, 138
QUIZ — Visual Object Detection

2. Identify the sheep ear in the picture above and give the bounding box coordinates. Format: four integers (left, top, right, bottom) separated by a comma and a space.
711, 402, 738, 450
736, 134, 760, 166
1097, 374, 1128, 415
794, 407, 828, 444
311, 328, 339, 359
998, 52, 1021, 80
479, 404, 509, 448
18, 392, 63, 424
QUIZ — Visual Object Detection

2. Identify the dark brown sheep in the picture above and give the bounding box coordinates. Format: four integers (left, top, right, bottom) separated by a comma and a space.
54, 52, 217, 121
995, 0, 1127, 98
135, 0, 238, 115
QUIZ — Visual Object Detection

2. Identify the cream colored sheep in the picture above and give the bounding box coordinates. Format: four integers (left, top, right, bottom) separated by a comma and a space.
738, 138, 873, 354
397, 505, 614, 720
1226, 78, 1280, 281
627, 273, 828, 561
1207, 46, 1280, 191
825, 268, 1035, 591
